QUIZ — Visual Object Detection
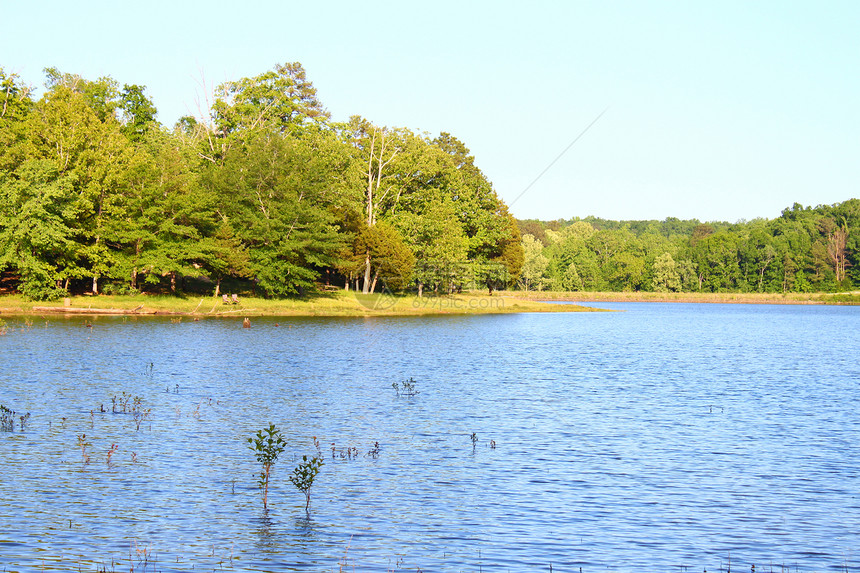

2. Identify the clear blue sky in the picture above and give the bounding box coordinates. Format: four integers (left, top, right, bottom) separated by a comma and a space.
2, 1, 858, 223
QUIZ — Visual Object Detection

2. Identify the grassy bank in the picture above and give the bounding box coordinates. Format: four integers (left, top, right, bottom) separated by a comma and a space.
502, 290, 860, 305
2, 289, 857, 318
0, 291, 604, 317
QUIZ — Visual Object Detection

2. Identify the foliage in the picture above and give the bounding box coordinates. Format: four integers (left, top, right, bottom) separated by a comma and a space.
289, 454, 323, 514
2, 63, 856, 298
1, 405, 16, 431
248, 424, 287, 510
0, 64, 519, 299
517, 198, 860, 293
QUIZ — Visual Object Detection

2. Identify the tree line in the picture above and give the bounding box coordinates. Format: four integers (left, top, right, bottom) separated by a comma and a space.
0, 63, 523, 300
517, 199, 859, 293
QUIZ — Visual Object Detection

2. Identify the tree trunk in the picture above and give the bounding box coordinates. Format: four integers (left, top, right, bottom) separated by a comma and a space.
370, 267, 380, 293
214, 278, 221, 297
92, 276, 98, 295
362, 251, 372, 294
170, 272, 176, 293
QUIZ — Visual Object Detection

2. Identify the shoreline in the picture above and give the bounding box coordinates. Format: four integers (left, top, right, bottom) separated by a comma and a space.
2, 290, 857, 318
501, 290, 860, 305
0, 292, 604, 318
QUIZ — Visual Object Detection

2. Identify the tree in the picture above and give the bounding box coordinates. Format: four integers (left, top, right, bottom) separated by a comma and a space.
212, 62, 328, 139
248, 424, 286, 511
349, 119, 403, 293
691, 231, 741, 291
519, 234, 548, 290
0, 68, 34, 172
352, 222, 414, 292
0, 160, 77, 299
27, 75, 137, 294
206, 127, 348, 296
652, 252, 681, 292
826, 223, 849, 284
110, 128, 212, 293
43, 67, 120, 121
394, 197, 468, 295
119, 84, 158, 142
560, 262, 584, 291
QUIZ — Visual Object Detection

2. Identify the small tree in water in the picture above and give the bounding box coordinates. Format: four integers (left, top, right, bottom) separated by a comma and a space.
290, 454, 323, 515
248, 424, 286, 510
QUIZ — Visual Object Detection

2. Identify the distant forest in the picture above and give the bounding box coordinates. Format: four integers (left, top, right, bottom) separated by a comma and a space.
1, 64, 856, 300
517, 198, 858, 293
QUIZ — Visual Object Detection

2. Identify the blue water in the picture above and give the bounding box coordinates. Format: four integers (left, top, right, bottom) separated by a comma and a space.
0, 302, 858, 572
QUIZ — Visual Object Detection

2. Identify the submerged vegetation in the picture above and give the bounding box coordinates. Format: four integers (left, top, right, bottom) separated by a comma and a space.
248, 424, 287, 511
290, 452, 324, 515
0, 404, 29, 432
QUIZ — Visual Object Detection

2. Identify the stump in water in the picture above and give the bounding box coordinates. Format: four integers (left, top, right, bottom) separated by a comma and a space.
242, 318, 251, 329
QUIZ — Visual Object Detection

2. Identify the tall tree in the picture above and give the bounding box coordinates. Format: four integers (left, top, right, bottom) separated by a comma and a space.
119, 84, 158, 142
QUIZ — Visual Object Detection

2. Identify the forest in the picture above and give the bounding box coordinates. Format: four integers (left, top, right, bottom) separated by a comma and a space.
517, 199, 858, 293
0, 63, 522, 300
1, 63, 856, 300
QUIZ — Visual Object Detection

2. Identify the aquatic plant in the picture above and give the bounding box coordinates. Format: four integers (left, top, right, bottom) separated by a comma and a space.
0, 404, 15, 431
106, 443, 119, 467
367, 441, 381, 458
330, 442, 360, 460
133, 406, 151, 431
290, 453, 323, 514
248, 423, 287, 510
392, 377, 419, 397
111, 392, 133, 413
1, 405, 30, 432
0, 318, 7, 335
77, 433, 91, 464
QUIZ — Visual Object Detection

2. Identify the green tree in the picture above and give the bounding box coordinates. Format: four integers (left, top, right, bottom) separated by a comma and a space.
119, 84, 158, 142
206, 127, 347, 296
691, 231, 741, 291
248, 424, 287, 511
352, 222, 414, 292
652, 252, 681, 292
519, 234, 548, 290
0, 68, 34, 172
0, 160, 77, 299
394, 197, 468, 295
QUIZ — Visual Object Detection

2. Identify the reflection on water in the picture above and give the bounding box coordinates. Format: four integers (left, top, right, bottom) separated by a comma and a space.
1, 304, 859, 571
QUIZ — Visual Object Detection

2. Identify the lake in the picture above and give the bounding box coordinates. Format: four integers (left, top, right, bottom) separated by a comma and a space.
1, 302, 858, 572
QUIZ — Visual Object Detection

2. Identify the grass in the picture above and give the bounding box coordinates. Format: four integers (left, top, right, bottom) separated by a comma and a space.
0, 291, 604, 317
1, 289, 856, 318
502, 290, 860, 305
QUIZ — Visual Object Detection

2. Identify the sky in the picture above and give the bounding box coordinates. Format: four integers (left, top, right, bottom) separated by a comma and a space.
2, 0, 858, 223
